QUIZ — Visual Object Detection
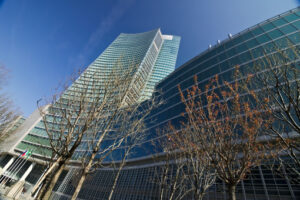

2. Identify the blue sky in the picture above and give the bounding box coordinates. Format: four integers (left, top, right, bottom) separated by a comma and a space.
0, 0, 299, 116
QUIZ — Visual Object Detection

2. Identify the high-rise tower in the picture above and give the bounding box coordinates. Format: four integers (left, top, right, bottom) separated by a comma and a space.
0, 29, 180, 199
8, 29, 180, 158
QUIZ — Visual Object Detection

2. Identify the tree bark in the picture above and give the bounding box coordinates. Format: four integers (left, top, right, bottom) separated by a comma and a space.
71, 153, 96, 200
228, 184, 236, 200
32, 157, 62, 197
37, 161, 66, 200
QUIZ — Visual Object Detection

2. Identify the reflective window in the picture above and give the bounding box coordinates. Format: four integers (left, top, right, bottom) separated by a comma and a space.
261, 22, 275, 32
284, 13, 299, 22
288, 32, 300, 44
280, 24, 297, 34
246, 38, 259, 49
291, 20, 300, 29
256, 34, 271, 44
251, 27, 264, 36
267, 29, 283, 40
272, 18, 287, 27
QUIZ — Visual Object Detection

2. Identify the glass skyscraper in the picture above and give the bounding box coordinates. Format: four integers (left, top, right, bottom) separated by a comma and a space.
1, 6, 300, 200
53, 7, 300, 199
11, 29, 180, 158
0, 29, 180, 199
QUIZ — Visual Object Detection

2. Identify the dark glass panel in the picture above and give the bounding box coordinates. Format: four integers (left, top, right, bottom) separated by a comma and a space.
251, 46, 265, 59
235, 43, 248, 53
227, 47, 237, 58
280, 24, 297, 34
284, 13, 299, 22
261, 22, 275, 32
267, 29, 283, 40
246, 38, 259, 49
219, 60, 230, 72
256, 34, 271, 44
239, 51, 252, 63
287, 32, 300, 44
242, 32, 253, 41
251, 27, 264, 36
272, 18, 287, 27
291, 20, 300, 29
263, 42, 277, 54
219, 52, 227, 62
228, 56, 241, 67
274, 36, 291, 48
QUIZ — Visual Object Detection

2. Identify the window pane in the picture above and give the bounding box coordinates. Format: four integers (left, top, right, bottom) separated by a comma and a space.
251, 46, 265, 58
280, 24, 297, 34
263, 42, 277, 53
288, 32, 300, 44
261, 22, 275, 32
251, 27, 264, 36
242, 32, 253, 41
246, 39, 259, 49
235, 43, 248, 52
256, 34, 271, 44
272, 18, 287, 27
274, 37, 290, 48
267, 29, 283, 40
239, 51, 251, 63
292, 20, 300, 29
227, 48, 237, 58
284, 13, 299, 22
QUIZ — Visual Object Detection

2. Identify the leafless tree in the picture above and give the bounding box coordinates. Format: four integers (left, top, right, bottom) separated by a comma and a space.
175, 70, 275, 200
70, 89, 157, 200
252, 44, 300, 170
154, 125, 216, 200
0, 66, 20, 143
31, 61, 158, 200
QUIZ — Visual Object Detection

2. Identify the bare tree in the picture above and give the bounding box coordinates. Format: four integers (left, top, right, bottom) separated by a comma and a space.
0, 66, 20, 142
31, 62, 143, 200
106, 126, 148, 200
175, 70, 274, 200
70, 89, 157, 200
154, 125, 216, 200
253, 45, 300, 169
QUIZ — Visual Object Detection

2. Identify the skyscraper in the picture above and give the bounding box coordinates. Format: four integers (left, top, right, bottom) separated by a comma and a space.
1, 6, 300, 200
0, 29, 180, 199
12, 29, 180, 158
54, 7, 300, 199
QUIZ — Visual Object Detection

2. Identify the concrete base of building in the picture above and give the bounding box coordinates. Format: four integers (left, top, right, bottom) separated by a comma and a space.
6, 180, 25, 199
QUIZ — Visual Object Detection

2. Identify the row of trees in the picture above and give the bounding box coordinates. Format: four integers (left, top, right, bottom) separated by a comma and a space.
0, 66, 20, 144
31, 64, 159, 200
1, 46, 296, 199
156, 47, 300, 200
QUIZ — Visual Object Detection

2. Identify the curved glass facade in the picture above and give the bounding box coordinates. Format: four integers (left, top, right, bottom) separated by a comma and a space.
124, 7, 300, 161
50, 7, 300, 200
2, 7, 300, 200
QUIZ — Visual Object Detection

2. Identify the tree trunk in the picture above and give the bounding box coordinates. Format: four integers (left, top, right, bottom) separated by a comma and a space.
71, 153, 96, 200
34, 173, 51, 200
32, 157, 62, 197
108, 164, 124, 200
37, 161, 66, 200
227, 184, 236, 200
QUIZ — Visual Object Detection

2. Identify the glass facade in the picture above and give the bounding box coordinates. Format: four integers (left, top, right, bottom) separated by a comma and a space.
13, 29, 180, 159
50, 7, 300, 200
2, 6, 300, 200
